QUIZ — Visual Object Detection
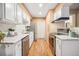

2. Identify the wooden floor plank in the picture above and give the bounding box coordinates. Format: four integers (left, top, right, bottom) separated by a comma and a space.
28, 39, 54, 56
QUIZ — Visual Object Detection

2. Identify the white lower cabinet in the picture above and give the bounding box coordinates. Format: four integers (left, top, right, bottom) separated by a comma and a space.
6, 41, 22, 56
14, 41, 22, 56
0, 44, 15, 56
0, 44, 6, 56
56, 38, 79, 56
56, 38, 62, 56
5, 44, 15, 56
0, 40, 22, 56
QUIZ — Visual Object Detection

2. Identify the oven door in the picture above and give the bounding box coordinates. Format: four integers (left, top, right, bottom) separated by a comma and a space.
49, 35, 56, 56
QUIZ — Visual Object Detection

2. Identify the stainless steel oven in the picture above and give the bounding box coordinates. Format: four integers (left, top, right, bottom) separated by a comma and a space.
49, 34, 56, 56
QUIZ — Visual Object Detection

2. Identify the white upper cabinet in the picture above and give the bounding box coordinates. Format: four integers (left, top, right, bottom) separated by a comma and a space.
54, 9, 61, 20
22, 12, 28, 25
16, 4, 23, 24
54, 5, 69, 20
5, 3, 17, 22
0, 3, 4, 19
22, 10, 30, 26
22, 12, 26, 24
0, 3, 17, 23
0, 3, 30, 25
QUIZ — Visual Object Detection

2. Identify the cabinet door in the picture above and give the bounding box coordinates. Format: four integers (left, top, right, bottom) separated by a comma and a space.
15, 41, 22, 56
54, 12, 57, 20
5, 3, 16, 21
54, 9, 61, 20
22, 35, 29, 56
0, 44, 6, 56
5, 44, 15, 56
49, 36, 54, 54
22, 12, 27, 25
17, 4, 23, 24
0, 3, 4, 19
56, 38, 62, 56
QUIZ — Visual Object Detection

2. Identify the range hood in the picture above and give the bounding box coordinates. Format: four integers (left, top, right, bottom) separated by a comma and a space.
52, 17, 69, 23
52, 4, 70, 23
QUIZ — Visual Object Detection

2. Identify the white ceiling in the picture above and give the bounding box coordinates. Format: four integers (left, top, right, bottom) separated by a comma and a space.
25, 3, 57, 17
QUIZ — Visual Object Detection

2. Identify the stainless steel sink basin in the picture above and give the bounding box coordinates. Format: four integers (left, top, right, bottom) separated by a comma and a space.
69, 34, 79, 38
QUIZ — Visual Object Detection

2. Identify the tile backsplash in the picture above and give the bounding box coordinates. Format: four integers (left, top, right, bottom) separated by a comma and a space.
15, 24, 26, 34
0, 19, 27, 34
0, 19, 16, 32
0, 23, 15, 32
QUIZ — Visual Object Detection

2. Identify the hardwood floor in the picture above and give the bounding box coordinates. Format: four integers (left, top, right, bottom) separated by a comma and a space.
28, 39, 54, 56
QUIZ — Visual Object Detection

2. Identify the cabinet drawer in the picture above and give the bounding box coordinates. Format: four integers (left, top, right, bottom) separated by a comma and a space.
56, 38, 62, 56
56, 39, 61, 49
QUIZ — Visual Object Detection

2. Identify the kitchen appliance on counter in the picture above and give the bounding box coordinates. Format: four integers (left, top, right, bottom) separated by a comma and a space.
69, 27, 79, 37
57, 28, 69, 35
7, 28, 16, 37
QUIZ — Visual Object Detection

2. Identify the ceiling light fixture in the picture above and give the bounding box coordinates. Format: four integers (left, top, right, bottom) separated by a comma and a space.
39, 11, 42, 15
39, 3, 43, 7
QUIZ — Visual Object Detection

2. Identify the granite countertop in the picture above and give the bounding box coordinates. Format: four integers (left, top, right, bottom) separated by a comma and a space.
0, 34, 29, 44
55, 35, 79, 40
49, 32, 79, 40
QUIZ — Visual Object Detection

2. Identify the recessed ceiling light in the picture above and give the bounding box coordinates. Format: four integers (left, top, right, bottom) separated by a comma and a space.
39, 11, 42, 15
39, 3, 43, 7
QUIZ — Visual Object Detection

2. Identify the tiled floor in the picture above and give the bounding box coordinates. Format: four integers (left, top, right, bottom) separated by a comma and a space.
28, 39, 54, 56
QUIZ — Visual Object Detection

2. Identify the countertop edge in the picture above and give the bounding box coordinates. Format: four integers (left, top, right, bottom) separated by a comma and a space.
55, 35, 79, 40
0, 34, 29, 44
